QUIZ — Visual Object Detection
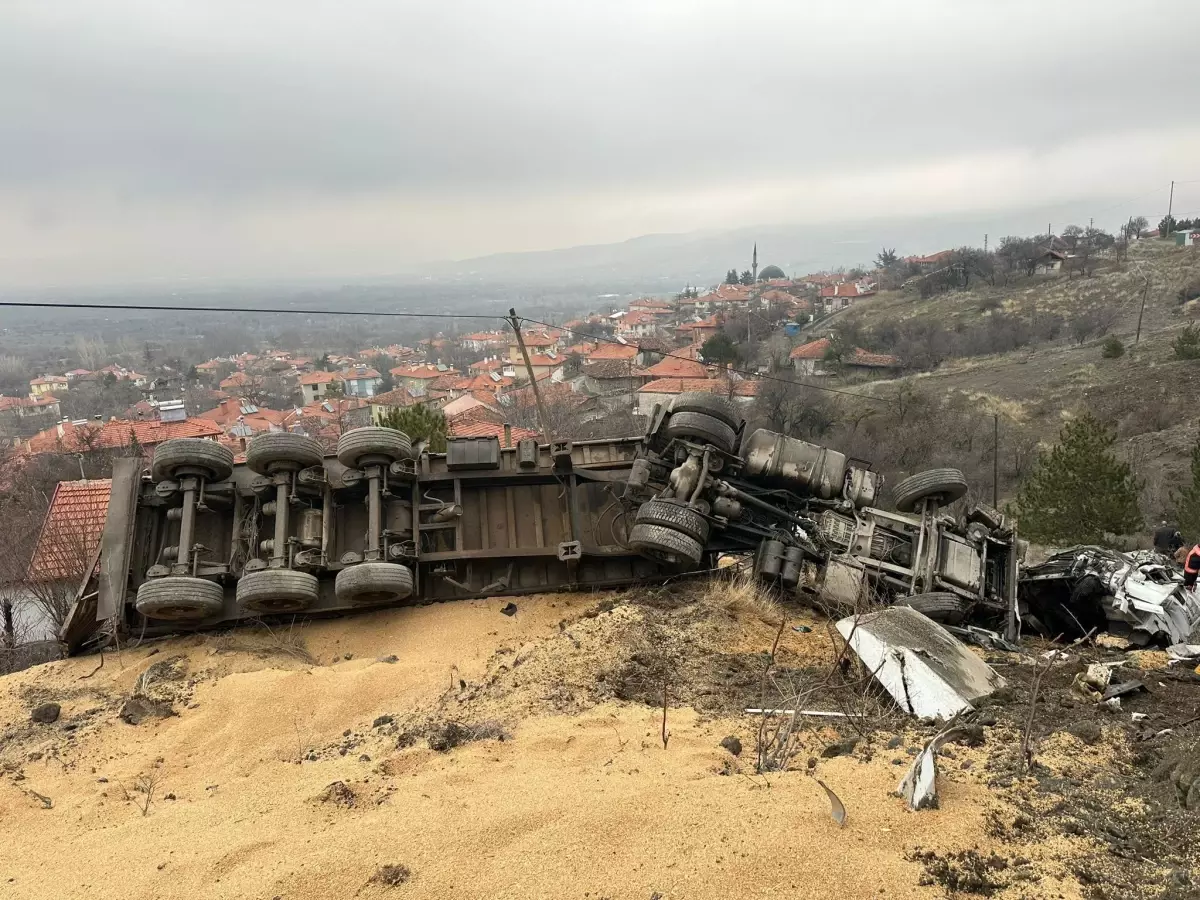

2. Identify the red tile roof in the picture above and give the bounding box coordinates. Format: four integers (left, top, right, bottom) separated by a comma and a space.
790, 338, 832, 360
450, 420, 540, 442
298, 370, 341, 386
27, 479, 111, 581
643, 356, 710, 379
369, 388, 420, 407
789, 338, 899, 367
390, 364, 457, 380
20, 418, 223, 455
819, 284, 875, 299
638, 378, 758, 397
586, 343, 639, 361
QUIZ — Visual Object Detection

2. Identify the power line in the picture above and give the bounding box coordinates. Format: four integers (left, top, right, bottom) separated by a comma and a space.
0, 300, 504, 320
516, 313, 891, 405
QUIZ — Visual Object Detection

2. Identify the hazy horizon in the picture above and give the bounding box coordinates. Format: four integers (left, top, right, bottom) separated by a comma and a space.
2, 0, 1198, 289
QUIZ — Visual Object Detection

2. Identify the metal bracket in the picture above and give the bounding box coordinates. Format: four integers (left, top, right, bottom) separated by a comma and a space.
557, 541, 582, 561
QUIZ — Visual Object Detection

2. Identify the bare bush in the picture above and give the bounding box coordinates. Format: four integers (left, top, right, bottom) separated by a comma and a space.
133, 771, 161, 816
699, 572, 782, 625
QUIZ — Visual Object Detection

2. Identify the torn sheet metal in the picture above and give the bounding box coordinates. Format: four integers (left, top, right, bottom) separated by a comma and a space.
836, 606, 1007, 720
898, 725, 970, 810
1020, 547, 1200, 644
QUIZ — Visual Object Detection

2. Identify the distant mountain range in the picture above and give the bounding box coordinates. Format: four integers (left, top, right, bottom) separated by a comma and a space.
424, 199, 1134, 293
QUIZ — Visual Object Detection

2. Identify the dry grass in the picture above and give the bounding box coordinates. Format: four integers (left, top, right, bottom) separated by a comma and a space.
699, 572, 783, 625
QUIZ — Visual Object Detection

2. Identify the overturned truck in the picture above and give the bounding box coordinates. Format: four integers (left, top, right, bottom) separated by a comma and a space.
63, 392, 1023, 650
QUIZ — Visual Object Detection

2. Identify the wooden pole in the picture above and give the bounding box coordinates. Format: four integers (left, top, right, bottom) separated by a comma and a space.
507, 308, 554, 445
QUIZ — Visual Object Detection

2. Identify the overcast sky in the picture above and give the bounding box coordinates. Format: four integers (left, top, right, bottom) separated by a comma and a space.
1, 0, 1198, 287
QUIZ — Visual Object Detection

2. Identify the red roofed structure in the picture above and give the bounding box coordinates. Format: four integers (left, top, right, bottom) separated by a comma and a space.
789, 338, 900, 376
18, 417, 223, 457
26, 479, 112, 582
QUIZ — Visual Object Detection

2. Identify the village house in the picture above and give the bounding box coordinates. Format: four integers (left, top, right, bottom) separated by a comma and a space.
819, 283, 876, 312
339, 365, 383, 398
197, 398, 288, 436
297, 370, 341, 405
614, 310, 659, 339
789, 338, 902, 377
636, 377, 758, 417
572, 358, 648, 401
29, 375, 68, 398
17, 416, 224, 458
368, 387, 420, 424
390, 363, 458, 397
675, 316, 722, 343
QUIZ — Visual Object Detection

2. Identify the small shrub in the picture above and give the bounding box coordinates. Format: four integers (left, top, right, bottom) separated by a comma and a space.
1174, 324, 1200, 360
1177, 279, 1200, 306
370, 864, 412, 887
700, 572, 782, 624
1101, 335, 1125, 358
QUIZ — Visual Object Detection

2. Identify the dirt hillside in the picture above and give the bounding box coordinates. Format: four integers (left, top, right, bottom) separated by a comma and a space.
1, 585, 1194, 899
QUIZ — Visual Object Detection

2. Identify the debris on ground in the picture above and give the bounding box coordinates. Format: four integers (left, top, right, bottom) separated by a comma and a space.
836, 607, 1006, 719
1020, 546, 1200, 644
815, 779, 847, 827
896, 724, 979, 811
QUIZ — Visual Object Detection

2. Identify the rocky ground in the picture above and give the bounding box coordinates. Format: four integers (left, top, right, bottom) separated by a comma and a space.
0, 582, 1197, 899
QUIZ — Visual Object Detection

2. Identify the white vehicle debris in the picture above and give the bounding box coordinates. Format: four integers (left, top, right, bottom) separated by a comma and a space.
836, 606, 1007, 720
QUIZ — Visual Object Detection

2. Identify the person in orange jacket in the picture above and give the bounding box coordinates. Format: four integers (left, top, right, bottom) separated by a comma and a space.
1184, 543, 1200, 589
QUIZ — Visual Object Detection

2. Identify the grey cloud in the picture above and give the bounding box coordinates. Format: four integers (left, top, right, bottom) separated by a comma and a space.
0, 0, 1196, 285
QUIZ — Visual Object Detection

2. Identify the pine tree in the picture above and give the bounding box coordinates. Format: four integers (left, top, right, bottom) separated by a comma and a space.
1172, 439, 1200, 541
1011, 413, 1142, 544
378, 405, 448, 453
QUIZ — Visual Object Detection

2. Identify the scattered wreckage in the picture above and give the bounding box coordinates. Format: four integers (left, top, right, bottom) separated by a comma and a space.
59, 390, 1198, 657
1020, 546, 1200, 646
60, 391, 1027, 650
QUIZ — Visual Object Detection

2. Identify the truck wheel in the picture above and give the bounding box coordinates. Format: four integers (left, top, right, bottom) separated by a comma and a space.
236, 568, 319, 613
663, 411, 737, 454
629, 523, 704, 567
895, 591, 971, 625
635, 499, 709, 543
135, 576, 225, 621
668, 392, 744, 430
337, 427, 412, 469
246, 433, 325, 475
892, 468, 968, 513
151, 439, 234, 483
335, 562, 414, 606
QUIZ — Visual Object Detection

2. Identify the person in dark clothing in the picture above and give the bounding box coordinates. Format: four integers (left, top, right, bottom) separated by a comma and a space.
1154, 521, 1184, 556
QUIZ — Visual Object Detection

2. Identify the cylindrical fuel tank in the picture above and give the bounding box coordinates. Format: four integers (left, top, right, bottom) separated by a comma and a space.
740, 429, 848, 500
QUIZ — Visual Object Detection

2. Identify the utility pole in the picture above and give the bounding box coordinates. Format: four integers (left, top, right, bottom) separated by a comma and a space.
1167, 180, 1175, 230
1135, 279, 1150, 346
992, 414, 999, 509
507, 308, 554, 445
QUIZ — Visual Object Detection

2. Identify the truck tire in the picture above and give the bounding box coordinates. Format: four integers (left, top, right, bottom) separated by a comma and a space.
151, 439, 234, 483
668, 392, 744, 430
895, 591, 971, 625
662, 411, 737, 454
236, 568, 319, 613
893, 468, 968, 513
335, 562, 414, 606
337, 427, 412, 469
246, 433, 325, 475
635, 499, 710, 543
135, 576, 225, 621
629, 523, 704, 568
